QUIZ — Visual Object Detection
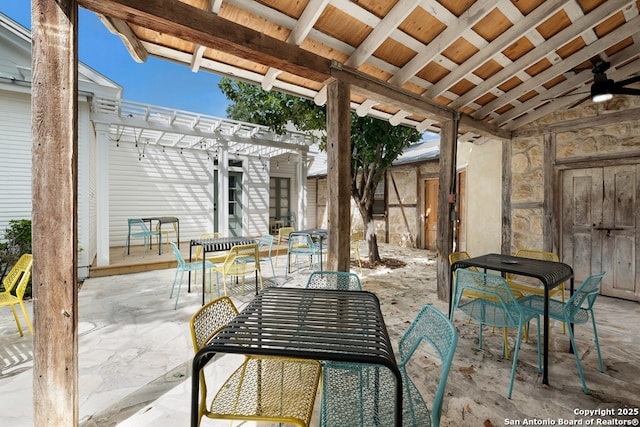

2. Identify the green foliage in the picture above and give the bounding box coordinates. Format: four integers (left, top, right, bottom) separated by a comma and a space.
0, 219, 32, 295
218, 78, 422, 260
219, 78, 325, 135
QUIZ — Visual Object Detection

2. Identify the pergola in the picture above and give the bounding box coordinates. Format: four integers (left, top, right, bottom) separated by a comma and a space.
30, 0, 640, 424
90, 96, 315, 266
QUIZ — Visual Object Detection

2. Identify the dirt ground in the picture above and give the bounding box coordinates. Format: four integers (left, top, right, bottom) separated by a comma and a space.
356, 244, 640, 427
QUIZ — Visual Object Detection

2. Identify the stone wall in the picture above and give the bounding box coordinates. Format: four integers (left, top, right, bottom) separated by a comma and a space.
308, 159, 439, 248
510, 94, 640, 253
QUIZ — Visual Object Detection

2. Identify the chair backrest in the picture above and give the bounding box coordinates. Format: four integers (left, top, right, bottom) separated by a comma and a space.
288, 232, 314, 251
448, 251, 479, 273
398, 305, 458, 427
224, 243, 260, 272
565, 272, 606, 320
508, 249, 559, 281
190, 296, 239, 352
350, 231, 363, 243
258, 234, 274, 255
448, 251, 470, 264
128, 218, 151, 234
306, 271, 362, 291
453, 269, 523, 327
514, 249, 559, 262
169, 242, 187, 269
277, 226, 295, 242
2, 254, 33, 294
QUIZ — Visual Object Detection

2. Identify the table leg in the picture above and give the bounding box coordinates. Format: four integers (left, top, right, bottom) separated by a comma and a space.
188, 243, 193, 293
176, 219, 180, 249
543, 286, 549, 385
568, 277, 575, 354
202, 250, 206, 306
158, 222, 162, 255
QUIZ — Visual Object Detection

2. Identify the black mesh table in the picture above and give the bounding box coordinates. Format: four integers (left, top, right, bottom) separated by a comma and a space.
188, 236, 256, 304
191, 287, 403, 427
141, 216, 179, 255
450, 253, 574, 385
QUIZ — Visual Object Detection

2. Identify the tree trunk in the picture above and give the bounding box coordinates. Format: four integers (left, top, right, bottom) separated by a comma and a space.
363, 214, 381, 264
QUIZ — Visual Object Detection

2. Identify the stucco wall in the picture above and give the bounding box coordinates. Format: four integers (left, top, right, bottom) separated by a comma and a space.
457, 139, 504, 256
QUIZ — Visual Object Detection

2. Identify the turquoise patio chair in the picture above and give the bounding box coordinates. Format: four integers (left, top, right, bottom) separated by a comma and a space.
306, 271, 361, 291
169, 242, 214, 309
519, 272, 606, 394
239, 234, 277, 285
286, 232, 320, 277
125, 218, 160, 256
451, 269, 541, 399
319, 304, 457, 427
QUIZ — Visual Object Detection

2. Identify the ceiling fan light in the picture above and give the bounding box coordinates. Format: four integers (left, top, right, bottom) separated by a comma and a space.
592, 92, 613, 103
591, 78, 614, 103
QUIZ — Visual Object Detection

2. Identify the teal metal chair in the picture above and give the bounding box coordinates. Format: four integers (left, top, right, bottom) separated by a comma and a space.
286, 232, 320, 277
252, 234, 277, 285
169, 242, 215, 309
319, 305, 458, 427
519, 272, 606, 394
125, 218, 160, 256
306, 271, 361, 291
451, 269, 541, 399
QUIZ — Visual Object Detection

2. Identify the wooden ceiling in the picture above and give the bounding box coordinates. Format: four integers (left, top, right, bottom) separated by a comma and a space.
78, 0, 640, 142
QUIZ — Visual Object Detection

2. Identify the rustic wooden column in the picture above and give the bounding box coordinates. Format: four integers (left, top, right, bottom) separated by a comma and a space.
31, 1, 79, 425
326, 78, 351, 271
436, 116, 457, 303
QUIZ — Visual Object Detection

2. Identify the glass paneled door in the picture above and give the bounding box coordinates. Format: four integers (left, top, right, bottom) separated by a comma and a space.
214, 170, 243, 236
228, 172, 243, 236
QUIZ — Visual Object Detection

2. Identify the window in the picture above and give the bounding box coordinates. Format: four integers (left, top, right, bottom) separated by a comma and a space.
373, 178, 386, 216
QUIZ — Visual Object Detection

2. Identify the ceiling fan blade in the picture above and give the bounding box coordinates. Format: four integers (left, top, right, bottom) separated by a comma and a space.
541, 90, 589, 101
615, 75, 640, 87
568, 94, 591, 109
612, 87, 640, 96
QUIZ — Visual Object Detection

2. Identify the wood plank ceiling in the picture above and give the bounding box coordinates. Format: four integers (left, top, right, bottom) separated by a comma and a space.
79, 0, 640, 142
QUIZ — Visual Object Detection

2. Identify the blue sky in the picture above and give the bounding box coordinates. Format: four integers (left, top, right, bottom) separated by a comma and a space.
2, 2, 231, 117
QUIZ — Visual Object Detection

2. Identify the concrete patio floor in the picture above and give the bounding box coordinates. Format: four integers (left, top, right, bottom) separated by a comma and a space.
1, 244, 639, 426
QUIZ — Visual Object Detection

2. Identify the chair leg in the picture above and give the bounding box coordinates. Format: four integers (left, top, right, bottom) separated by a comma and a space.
507, 326, 525, 399
174, 270, 185, 310
567, 323, 590, 394
10, 305, 24, 337
169, 269, 179, 299
591, 312, 605, 373
18, 302, 33, 335
269, 257, 277, 285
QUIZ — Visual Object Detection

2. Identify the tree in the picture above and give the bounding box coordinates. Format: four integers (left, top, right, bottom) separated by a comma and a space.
218, 78, 421, 262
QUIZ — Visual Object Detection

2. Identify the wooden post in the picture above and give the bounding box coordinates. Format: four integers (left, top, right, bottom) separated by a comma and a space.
326, 78, 351, 271
31, 1, 79, 425
436, 116, 457, 302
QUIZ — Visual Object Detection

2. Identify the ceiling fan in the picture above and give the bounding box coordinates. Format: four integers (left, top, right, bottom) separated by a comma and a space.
547, 61, 640, 108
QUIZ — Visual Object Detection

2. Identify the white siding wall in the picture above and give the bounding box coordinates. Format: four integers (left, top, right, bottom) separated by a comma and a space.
244, 155, 269, 237
0, 89, 31, 239
109, 140, 213, 246
77, 101, 93, 278
306, 178, 317, 228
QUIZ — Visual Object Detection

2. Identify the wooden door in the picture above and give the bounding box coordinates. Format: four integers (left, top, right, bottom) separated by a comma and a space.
561, 165, 639, 301
423, 178, 438, 250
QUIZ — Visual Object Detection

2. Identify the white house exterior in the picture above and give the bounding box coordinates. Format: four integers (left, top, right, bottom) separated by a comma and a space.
0, 13, 312, 278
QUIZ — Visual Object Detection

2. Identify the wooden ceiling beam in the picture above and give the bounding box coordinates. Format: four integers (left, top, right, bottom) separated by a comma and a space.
457, 1, 635, 113
331, 63, 511, 141
97, 15, 147, 63
78, 0, 332, 82
425, 0, 570, 98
